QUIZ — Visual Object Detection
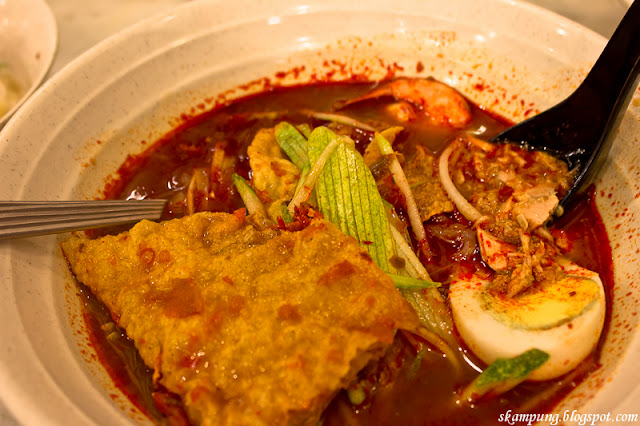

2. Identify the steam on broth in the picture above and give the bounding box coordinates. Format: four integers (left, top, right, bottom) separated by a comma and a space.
64, 78, 612, 425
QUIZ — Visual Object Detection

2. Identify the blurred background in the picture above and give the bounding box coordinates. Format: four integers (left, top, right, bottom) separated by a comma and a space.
47, 0, 629, 77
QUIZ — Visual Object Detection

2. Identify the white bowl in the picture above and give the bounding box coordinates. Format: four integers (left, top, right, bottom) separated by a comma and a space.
0, 0, 638, 424
0, 0, 57, 127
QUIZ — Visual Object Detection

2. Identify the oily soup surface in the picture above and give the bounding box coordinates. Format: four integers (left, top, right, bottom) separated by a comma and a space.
69, 81, 612, 425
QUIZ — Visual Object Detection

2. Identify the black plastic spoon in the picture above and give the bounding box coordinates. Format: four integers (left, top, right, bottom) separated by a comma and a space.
491, 1, 640, 207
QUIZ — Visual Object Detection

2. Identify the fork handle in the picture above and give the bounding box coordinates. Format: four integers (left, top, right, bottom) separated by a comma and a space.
0, 200, 167, 240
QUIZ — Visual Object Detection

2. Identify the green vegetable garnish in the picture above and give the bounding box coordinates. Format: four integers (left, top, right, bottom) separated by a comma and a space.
232, 174, 267, 217
347, 385, 366, 406
274, 121, 310, 169
293, 164, 310, 200
305, 125, 457, 355
296, 123, 312, 139
288, 135, 340, 214
460, 349, 550, 403
409, 349, 426, 378
374, 132, 426, 242
389, 274, 440, 289
280, 204, 293, 223
308, 126, 398, 273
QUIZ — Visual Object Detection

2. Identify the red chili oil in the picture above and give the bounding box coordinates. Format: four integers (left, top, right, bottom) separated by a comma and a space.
74, 81, 614, 425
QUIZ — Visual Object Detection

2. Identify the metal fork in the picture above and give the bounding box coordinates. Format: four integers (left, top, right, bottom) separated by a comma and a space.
0, 200, 168, 240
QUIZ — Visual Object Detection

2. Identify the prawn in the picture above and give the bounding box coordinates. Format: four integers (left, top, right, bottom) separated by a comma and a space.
340, 77, 472, 128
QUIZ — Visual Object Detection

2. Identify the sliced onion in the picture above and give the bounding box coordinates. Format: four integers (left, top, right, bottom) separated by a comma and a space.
375, 133, 427, 242
186, 169, 209, 215
305, 110, 376, 132
439, 143, 483, 223
428, 223, 477, 259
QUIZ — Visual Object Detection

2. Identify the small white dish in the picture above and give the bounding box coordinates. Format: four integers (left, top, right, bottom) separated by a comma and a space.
0, 0, 57, 127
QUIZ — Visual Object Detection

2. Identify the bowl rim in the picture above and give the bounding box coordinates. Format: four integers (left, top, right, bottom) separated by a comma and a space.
0, 0, 58, 127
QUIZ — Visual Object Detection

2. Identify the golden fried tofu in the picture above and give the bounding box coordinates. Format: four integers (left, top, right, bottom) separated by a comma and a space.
61, 212, 418, 425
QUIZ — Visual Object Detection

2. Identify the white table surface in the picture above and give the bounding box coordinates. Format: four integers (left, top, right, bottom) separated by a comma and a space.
0, 0, 630, 424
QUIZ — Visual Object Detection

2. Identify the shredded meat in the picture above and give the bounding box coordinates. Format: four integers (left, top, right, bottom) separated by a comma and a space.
448, 136, 575, 296
404, 145, 454, 221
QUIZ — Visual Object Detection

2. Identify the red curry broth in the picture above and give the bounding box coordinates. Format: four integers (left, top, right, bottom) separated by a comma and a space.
80, 81, 613, 425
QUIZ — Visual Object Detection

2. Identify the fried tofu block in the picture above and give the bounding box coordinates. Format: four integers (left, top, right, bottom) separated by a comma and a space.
61, 212, 418, 425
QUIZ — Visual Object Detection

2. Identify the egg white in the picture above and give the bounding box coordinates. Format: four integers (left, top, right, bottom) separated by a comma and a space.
449, 258, 606, 381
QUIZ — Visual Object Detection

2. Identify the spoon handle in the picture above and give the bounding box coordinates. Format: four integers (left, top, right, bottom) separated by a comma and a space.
491, 1, 640, 206
566, 0, 640, 184
580, 1, 640, 106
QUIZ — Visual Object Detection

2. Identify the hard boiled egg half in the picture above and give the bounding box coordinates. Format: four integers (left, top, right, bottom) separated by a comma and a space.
449, 258, 605, 381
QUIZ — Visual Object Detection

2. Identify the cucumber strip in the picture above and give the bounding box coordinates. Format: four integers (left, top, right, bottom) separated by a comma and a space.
460, 349, 550, 403
375, 131, 394, 155
358, 138, 396, 269
389, 226, 431, 280
308, 127, 339, 222
308, 126, 455, 352
389, 274, 440, 289
330, 146, 349, 235
274, 121, 310, 169
365, 159, 398, 272
280, 204, 293, 223
317, 158, 338, 224
296, 123, 312, 139
232, 174, 268, 217
353, 154, 375, 244
375, 132, 427, 242
439, 142, 483, 223
307, 126, 333, 165
347, 149, 370, 250
308, 127, 398, 273
389, 225, 457, 347
402, 289, 456, 348
288, 136, 340, 215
